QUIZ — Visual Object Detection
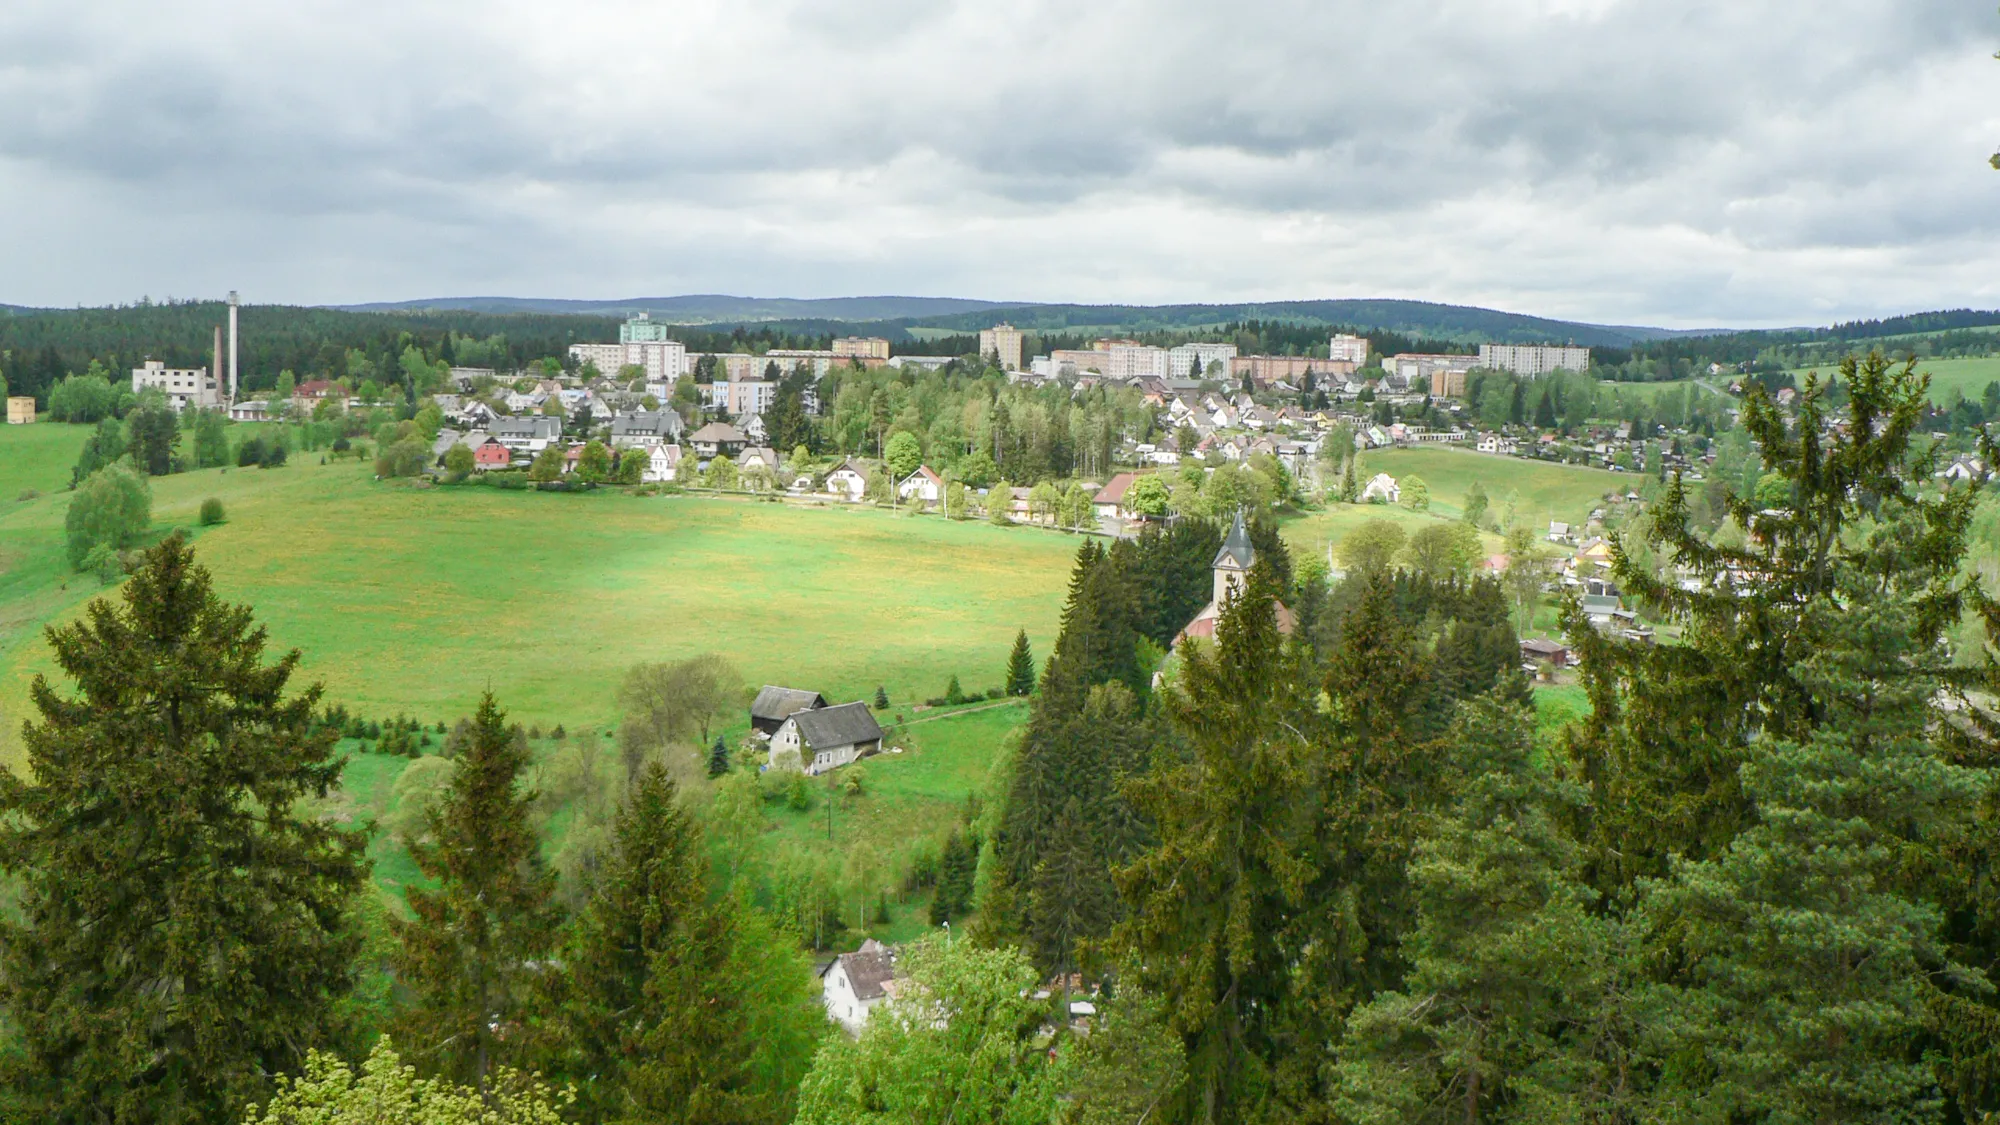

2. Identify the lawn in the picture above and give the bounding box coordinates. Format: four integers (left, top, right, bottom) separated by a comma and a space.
1348, 446, 1629, 526
0, 426, 1082, 772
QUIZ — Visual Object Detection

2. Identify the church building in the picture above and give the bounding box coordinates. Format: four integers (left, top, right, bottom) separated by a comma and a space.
1173, 510, 1297, 648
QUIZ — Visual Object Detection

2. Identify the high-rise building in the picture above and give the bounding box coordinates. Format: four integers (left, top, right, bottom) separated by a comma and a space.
1329, 333, 1371, 365
1167, 342, 1238, 381
1478, 343, 1591, 376
833, 336, 890, 360
979, 323, 1024, 370
570, 313, 690, 383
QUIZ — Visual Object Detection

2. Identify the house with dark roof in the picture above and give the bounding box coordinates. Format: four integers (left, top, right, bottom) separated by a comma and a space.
750, 685, 828, 738
688, 421, 747, 459
609, 410, 684, 449
821, 939, 898, 1034
768, 701, 885, 776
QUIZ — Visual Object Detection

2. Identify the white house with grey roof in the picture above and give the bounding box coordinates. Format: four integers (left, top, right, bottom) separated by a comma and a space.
609, 410, 684, 449
749, 685, 828, 738
768, 701, 884, 776
821, 939, 897, 1035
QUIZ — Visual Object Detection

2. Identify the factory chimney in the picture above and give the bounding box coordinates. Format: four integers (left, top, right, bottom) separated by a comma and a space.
227, 291, 239, 400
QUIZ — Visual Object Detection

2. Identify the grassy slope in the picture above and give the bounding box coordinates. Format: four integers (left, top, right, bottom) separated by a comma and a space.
1785, 356, 2000, 405
0, 426, 1079, 770
1347, 446, 1629, 526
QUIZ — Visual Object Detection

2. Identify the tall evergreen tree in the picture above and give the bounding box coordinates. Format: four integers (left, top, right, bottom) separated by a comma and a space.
392, 692, 561, 1094
0, 534, 367, 1123
1005, 628, 1035, 697
708, 734, 731, 777
533, 762, 819, 1124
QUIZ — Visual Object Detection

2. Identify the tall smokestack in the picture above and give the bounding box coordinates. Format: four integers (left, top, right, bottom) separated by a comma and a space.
227, 291, 239, 399
213, 325, 224, 403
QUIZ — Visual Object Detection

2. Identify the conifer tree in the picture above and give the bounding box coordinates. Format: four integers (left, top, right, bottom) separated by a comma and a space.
533, 762, 819, 1124
708, 734, 730, 777
1005, 628, 1035, 696
0, 534, 367, 1122
392, 692, 561, 1094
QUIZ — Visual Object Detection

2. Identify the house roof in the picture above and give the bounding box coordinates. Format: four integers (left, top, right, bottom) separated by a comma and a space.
828, 945, 897, 1001
1093, 471, 1137, 504
752, 685, 827, 723
688, 421, 746, 444
611, 410, 683, 438
1521, 638, 1569, 655
789, 701, 884, 750
901, 465, 943, 487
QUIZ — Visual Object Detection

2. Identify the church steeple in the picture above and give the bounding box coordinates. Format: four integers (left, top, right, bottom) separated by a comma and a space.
1213, 509, 1254, 605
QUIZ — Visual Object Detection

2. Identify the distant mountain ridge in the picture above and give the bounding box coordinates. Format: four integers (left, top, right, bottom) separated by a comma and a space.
330, 293, 1725, 348
337, 294, 1015, 323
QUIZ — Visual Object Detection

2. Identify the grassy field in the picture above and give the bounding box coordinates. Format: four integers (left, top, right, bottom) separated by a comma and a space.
1347, 446, 1629, 526
0, 424, 1081, 772
1785, 355, 2000, 406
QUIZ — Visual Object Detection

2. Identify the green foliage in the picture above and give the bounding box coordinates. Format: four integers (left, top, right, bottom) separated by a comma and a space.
1338, 517, 1406, 574
243, 1036, 572, 1125
391, 693, 562, 1091
1402, 520, 1482, 580
199, 496, 227, 525
794, 936, 1060, 1125
0, 535, 367, 1122
527, 443, 564, 482
64, 461, 151, 569
69, 414, 127, 486
612, 445, 645, 484
617, 654, 742, 782
708, 734, 731, 777
46, 369, 118, 422
1005, 628, 1035, 696
1127, 472, 1171, 517
885, 429, 923, 481
192, 408, 230, 468
875, 685, 891, 709
1401, 473, 1430, 511
126, 399, 180, 475
929, 827, 979, 925
575, 439, 611, 483
375, 437, 427, 478
442, 441, 474, 478
1462, 479, 1489, 525
528, 762, 822, 1123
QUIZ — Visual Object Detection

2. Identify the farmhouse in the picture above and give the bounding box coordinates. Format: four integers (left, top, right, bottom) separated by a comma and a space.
821, 939, 897, 1035
750, 685, 828, 738
1175, 511, 1296, 648
768, 701, 884, 776
1520, 638, 1571, 668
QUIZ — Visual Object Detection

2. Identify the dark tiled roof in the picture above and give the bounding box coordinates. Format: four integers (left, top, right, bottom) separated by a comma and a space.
1213, 509, 1255, 570
835, 947, 896, 1000
752, 685, 826, 723
611, 410, 683, 438
791, 701, 883, 750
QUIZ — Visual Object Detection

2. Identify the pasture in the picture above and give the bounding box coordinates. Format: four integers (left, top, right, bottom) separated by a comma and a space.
0, 424, 1081, 772
1346, 445, 1630, 526
1786, 355, 2000, 406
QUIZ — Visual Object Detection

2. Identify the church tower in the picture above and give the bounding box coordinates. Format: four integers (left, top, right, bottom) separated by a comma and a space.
1212, 509, 1255, 605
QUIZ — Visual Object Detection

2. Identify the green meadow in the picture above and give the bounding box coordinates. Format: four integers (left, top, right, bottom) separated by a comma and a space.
1786, 355, 2000, 406
1346, 446, 1630, 526
0, 423, 1081, 772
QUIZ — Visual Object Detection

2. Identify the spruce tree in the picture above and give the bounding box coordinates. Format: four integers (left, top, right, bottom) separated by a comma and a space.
0, 534, 366, 1122
534, 762, 817, 1124
1005, 628, 1035, 696
708, 734, 730, 777
392, 692, 560, 1094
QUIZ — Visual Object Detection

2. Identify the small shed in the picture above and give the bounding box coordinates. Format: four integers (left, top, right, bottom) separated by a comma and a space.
1520, 638, 1571, 668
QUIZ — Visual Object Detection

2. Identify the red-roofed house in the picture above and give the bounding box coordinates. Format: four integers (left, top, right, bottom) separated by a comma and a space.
897, 465, 944, 506
1093, 472, 1138, 520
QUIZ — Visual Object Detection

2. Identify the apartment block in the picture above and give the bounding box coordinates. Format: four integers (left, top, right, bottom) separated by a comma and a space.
1478, 343, 1591, 376
1328, 333, 1371, 365
1167, 342, 1238, 380
979, 323, 1024, 370
833, 336, 890, 360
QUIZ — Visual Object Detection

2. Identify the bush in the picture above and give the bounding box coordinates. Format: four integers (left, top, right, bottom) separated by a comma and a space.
261, 440, 288, 468
786, 772, 812, 811
236, 437, 266, 467
198, 497, 226, 526
17, 489, 39, 503
331, 436, 351, 454
375, 438, 428, 479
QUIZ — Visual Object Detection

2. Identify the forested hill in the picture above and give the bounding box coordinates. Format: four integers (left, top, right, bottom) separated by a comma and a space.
340, 294, 1015, 322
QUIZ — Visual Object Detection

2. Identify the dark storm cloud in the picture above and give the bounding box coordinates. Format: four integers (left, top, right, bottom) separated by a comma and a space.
0, 0, 1994, 323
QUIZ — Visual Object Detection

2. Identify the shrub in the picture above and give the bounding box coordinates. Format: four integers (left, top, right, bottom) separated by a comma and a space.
944, 675, 966, 705
331, 436, 350, 454
236, 438, 266, 467
197, 498, 225, 526
17, 489, 39, 502
786, 772, 812, 811
261, 440, 288, 468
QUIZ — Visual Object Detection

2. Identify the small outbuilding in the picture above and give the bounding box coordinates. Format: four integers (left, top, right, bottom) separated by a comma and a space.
750, 685, 828, 738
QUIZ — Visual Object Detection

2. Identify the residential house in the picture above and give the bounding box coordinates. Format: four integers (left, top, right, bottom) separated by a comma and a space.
821, 940, 897, 1036
750, 685, 829, 739
472, 436, 513, 470
768, 701, 885, 776
490, 415, 563, 453
644, 444, 683, 483
1360, 473, 1401, 504
1581, 593, 1637, 628
609, 410, 684, 449
897, 465, 944, 505
825, 459, 870, 502
1093, 472, 1140, 520
738, 446, 783, 477
227, 399, 271, 422
1547, 520, 1572, 542
688, 421, 748, 460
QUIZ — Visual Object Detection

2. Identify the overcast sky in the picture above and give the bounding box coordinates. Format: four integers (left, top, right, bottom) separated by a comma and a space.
2, 0, 1995, 327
